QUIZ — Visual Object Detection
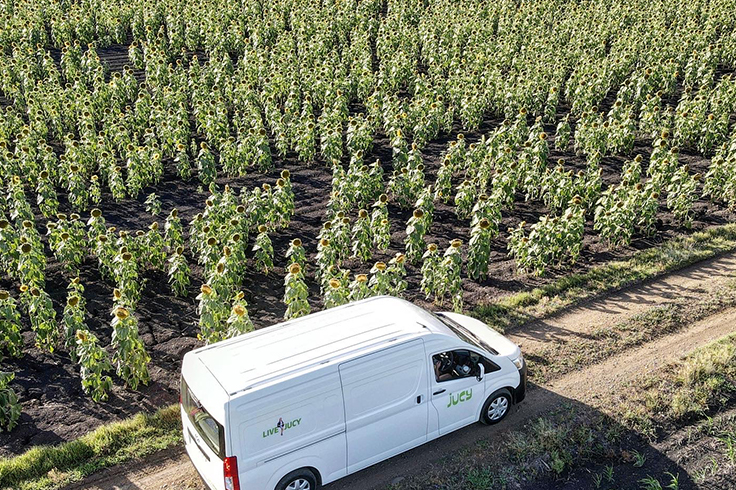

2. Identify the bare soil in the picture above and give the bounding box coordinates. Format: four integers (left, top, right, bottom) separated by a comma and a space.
62, 259, 736, 490
2, 47, 735, 457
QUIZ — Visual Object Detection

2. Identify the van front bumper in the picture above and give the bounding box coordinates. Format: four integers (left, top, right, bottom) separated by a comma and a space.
513, 359, 527, 403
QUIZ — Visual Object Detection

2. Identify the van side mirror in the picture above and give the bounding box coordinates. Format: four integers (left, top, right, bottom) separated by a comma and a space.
476, 363, 484, 382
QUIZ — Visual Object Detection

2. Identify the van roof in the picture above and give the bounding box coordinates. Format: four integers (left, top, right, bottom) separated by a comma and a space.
190, 296, 446, 396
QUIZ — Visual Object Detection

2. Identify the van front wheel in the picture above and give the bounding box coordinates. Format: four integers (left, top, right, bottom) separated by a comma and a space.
480, 389, 512, 425
276, 469, 319, 490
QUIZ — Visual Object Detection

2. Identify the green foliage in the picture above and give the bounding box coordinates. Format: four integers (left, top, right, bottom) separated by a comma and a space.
144, 193, 162, 216
284, 263, 310, 319
226, 292, 254, 338
110, 307, 150, 390
167, 246, 191, 297
196, 284, 228, 344
510, 202, 585, 276
253, 225, 274, 274
0, 291, 23, 359
75, 329, 113, 402
404, 209, 428, 264
25, 287, 57, 352
324, 277, 350, 308
368, 261, 391, 295
351, 209, 372, 261
349, 274, 372, 302
0, 372, 20, 432
468, 218, 497, 281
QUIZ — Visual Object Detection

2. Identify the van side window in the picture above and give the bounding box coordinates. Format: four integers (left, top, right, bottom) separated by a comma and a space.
433, 350, 500, 382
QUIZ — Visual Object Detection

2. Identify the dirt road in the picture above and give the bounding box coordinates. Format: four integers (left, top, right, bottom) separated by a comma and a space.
64, 253, 736, 490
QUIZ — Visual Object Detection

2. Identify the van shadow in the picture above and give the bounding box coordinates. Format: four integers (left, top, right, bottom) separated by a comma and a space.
324, 384, 698, 490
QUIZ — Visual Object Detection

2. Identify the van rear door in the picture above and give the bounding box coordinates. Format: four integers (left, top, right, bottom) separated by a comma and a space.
339, 339, 429, 473
181, 356, 230, 490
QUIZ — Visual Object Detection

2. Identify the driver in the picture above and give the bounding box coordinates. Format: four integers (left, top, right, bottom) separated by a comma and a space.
433, 351, 476, 381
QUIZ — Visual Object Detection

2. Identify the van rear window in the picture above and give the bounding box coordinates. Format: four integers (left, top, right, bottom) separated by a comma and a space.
181, 377, 225, 459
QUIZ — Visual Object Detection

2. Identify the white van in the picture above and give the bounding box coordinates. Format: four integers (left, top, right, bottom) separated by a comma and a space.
180, 296, 526, 490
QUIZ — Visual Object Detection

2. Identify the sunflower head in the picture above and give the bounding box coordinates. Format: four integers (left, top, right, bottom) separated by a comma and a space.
413, 209, 424, 219
114, 307, 130, 320
76, 330, 88, 342
91, 208, 102, 218
451, 239, 462, 249
0, 290, 9, 300
200, 284, 213, 295
281, 170, 290, 179
20, 243, 32, 254
289, 263, 302, 275
355, 274, 368, 283
358, 209, 368, 219
67, 296, 79, 307
258, 225, 267, 233
479, 218, 491, 230
428, 243, 438, 252
291, 238, 302, 248
233, 304, 246, 317
374, 261, 387, 271
329, 278, 341, 289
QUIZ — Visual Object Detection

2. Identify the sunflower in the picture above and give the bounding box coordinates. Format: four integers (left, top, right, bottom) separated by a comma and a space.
114, 307, 130, 320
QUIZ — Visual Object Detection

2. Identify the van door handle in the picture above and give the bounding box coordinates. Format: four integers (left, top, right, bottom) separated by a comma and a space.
433, 389, 446, 395
416, 395, 422, 404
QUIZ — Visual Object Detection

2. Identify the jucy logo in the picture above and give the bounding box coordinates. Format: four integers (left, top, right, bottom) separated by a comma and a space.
263, 417, 302, 438
447, 389, 472, 407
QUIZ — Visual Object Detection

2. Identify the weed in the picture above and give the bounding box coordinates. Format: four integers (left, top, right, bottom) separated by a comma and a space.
664, 472, 680, 490
603, 464, 614, 483
638, 476, 663, 490
632, 449, 647, 467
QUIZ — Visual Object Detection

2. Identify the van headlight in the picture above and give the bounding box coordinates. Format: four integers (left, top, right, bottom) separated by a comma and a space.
511, 354, 524, 370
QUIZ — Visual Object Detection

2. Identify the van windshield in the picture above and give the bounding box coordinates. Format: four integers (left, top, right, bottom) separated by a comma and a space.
433, 313, 498, 355
181, 377, 225, 459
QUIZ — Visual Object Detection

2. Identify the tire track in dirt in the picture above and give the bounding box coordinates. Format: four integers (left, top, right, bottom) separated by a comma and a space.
506, 252, 736, 353
62, 255, 736, 490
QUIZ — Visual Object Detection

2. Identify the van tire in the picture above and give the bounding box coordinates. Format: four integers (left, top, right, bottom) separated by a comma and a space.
480, 389, 512, 425
275, 468, 319, 490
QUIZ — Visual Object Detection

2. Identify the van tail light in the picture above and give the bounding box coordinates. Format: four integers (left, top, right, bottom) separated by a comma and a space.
223, 456, 240, 490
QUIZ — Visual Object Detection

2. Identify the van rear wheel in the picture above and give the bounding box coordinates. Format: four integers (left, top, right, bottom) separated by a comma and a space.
276, 469, 319, 490
480, 389, 512, 425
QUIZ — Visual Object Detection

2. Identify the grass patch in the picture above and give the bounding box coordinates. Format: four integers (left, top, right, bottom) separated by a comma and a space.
390, 404, 622, 490
528, 280, 736, 383
0, 404, 181, 490
620, 333, 736, 440
475, 223, 736, 332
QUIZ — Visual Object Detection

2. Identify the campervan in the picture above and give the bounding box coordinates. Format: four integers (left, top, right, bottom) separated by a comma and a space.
180, 296, 526, 490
